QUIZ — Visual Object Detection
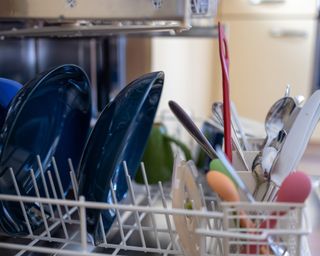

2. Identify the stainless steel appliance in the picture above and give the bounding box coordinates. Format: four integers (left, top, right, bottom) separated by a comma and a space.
0, 0, 218, 113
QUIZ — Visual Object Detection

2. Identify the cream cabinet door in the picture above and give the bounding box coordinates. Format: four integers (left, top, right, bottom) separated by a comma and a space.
213, 19, 317, 135
219, 0, 318, 17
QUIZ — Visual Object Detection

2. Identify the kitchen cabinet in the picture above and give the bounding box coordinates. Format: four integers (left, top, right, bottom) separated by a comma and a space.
220, 0, 318, 17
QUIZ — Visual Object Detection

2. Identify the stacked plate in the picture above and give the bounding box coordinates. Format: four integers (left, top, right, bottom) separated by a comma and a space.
0, 65, 92, 235
78, 71, 163, 243
0, 66, 164, 245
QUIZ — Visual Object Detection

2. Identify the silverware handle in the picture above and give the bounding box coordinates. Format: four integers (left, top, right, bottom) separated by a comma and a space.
169, 100, 217, 159
230, 102, 250, 151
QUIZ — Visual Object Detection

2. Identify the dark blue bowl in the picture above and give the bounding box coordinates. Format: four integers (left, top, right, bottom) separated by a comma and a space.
77, 71, 164, 244
0, 78, 23, 129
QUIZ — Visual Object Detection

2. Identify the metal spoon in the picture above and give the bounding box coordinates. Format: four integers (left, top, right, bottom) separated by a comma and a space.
285, 83, 305, 107
252, 96, 296, 185
264, 97, 296, 148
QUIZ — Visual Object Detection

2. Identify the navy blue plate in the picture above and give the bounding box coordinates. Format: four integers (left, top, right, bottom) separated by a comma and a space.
78, 71, 164, 244
0, 78, 22, 129
0, 64, 91, 235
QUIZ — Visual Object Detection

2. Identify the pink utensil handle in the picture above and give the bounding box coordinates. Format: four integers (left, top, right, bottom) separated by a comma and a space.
218, 22, 232, 162
258, 170, 311, 229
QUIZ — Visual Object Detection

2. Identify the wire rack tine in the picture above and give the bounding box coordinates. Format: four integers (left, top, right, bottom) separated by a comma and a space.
79, 196, 88, 252
52, 229, 80, 256
110, 181, 126, 246
68, 169, 81, 221
210, 200, 222, 255
158, 181, 178, 251
9, 168, 33, 236
123, 161, 146, 249
199, 183, 217, 254
140, 162, 161, 249
30, 169, 51, 239
98, 214, 107, 245
52, 156, 71, 220
70, 171, 78, 200
68, 158, 78, 198
164, 235, 181, 256
47, 170, 69, 239
36, 155, 55, 218
164, 242, 174, 256
109, 191, 163, 256
199, 184, 212, 229
14, 207, 78, 256
208, 201, 218, 252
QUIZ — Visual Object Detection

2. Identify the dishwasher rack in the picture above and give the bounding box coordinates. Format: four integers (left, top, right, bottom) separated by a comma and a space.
0, 156, 311, 256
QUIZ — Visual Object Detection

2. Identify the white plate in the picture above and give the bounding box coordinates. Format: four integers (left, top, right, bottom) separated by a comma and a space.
171, 155, 205, 256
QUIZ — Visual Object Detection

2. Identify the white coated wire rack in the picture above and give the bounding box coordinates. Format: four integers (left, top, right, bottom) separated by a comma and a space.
0, 155, 311, 256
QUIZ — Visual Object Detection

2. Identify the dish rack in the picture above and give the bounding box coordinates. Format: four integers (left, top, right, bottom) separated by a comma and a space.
0, 156, 311, 256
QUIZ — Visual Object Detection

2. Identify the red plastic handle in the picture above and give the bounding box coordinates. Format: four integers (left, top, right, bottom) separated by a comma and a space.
218, 22, 232, 162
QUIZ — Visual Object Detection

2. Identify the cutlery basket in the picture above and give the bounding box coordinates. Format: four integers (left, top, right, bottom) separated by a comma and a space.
0, 157, 311, 256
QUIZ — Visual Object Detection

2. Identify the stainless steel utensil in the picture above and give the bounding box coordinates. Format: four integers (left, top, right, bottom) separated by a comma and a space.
260, 129, 287, 181
263, 90, 320, 200
264, 97, 296, 149
252, 96, 296, 184
294, 95, 305, 107
168, 100, 217, 160
230, 102, 250, 150
284, 84, 291, 97
212, 102, 250, 171
286, 83, 303, 108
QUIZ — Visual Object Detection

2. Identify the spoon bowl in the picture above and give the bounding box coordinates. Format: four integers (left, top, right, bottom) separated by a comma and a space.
264, 97, 296, 147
